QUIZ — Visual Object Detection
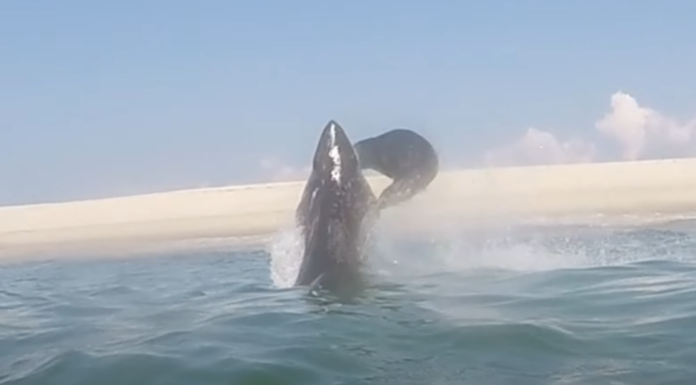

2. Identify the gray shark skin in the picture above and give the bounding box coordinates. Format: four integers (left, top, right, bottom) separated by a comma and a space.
293, 120, 378, 294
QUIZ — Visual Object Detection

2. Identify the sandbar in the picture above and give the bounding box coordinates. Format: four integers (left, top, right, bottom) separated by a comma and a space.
3, 158, 696, 260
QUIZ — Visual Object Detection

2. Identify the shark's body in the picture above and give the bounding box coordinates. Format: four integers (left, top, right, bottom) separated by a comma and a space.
293, 120, 378, 293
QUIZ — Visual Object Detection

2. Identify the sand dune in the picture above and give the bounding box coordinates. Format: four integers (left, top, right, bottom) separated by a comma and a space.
3, 158, 696, 259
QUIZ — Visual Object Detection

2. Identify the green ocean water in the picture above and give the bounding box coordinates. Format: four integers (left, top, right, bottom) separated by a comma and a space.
2, 220, 696, 384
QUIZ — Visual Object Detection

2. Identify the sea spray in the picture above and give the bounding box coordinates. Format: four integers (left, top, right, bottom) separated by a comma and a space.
267, 225, 304, 288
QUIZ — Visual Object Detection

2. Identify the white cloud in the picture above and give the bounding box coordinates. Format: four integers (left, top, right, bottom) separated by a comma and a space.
259, 91, 696, 177
485, 91, 696, 166
484, 127, 597, 167
257, 156, 310, 182
595, 91, 696, 160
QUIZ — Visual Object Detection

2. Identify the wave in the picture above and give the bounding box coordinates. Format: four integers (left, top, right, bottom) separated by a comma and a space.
4, 221, 696, 384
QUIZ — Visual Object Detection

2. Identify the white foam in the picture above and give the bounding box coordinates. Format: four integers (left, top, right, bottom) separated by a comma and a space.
267, 225, 304, 288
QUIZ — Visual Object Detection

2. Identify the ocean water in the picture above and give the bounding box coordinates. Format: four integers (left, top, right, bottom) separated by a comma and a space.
2, 219, 696, 384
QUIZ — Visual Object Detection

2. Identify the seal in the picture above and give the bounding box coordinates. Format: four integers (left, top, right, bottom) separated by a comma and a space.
353, 128, 439, 210
294, 120, 378, 294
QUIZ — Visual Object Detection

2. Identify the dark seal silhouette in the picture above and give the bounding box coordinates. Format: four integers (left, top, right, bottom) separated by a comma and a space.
353, 128, 439, 210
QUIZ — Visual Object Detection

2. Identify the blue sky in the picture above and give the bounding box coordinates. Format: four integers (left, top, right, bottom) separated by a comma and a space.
1, 1, 695, 205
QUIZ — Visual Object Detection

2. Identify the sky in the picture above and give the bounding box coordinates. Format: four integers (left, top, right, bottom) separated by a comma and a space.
1, 1, 695, 206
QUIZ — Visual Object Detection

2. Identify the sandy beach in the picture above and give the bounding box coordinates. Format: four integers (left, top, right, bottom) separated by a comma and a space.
3, 158, 696, 259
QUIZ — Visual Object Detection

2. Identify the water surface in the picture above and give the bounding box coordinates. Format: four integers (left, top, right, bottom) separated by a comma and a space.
2, 221, 696, 384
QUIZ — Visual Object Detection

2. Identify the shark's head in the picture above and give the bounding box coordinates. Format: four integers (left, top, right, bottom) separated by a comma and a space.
311, 120, 361, 187
293, 120, 377, 295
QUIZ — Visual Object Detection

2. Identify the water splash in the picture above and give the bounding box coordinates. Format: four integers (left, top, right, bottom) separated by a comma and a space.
375, 223, 696, 282
266, 216, 696, 292
431, 234, 589, 272
368, 233, 572, 282
267, 226, 304, 288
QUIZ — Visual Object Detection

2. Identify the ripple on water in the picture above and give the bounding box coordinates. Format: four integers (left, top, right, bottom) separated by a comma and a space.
3, 224, 696, 384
